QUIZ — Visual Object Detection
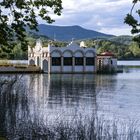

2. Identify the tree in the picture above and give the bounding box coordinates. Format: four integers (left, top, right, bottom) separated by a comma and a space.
0, 0, 62, 47
124, 0, 140, 45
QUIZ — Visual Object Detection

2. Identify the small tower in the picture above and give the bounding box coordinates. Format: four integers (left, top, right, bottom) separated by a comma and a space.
35, 38, 42, 52
80, 41, 87, 48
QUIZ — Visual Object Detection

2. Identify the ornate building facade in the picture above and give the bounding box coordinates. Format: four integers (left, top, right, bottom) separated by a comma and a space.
28, 39, 96, 73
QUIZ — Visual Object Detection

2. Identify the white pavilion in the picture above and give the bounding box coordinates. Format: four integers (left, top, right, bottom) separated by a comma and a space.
28, 39, 96, 73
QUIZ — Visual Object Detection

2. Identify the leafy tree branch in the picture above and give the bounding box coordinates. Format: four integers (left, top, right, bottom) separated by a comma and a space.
0, 0, 63, 47
124, 0, 140, 45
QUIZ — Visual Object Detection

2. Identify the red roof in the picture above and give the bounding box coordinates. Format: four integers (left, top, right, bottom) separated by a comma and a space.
99, 51, 114, 56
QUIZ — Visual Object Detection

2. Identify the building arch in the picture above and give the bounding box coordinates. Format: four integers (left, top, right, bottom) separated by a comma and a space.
74, 50, 84, 57
51, 50, 62, 57
85, 50, 95, 57
42, 59, 48, 72
29, 59, 35, 65
63, 50, 73, 57
36, 56, 40, 66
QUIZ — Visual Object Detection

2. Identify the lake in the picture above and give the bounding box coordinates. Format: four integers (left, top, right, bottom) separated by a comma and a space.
0, 61, 140, 139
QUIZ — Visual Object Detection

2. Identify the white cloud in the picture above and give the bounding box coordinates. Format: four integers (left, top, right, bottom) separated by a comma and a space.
49, 0, 134, 35
99, 26, 132, 35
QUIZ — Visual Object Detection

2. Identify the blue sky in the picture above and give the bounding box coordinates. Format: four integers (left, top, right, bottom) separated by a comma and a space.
49, 0, 134, 36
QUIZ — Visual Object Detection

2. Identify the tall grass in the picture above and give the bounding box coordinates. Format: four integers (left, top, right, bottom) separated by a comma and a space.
0, 75, 140, 140
7, 116, 139, 140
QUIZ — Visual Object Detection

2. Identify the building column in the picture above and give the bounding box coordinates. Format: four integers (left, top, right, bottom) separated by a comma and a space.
83, 57, 86, 72
94, 56, 97, 73
48, 56, 52, 74
61, 56, 63, 73
72, 57, 75, 73
40, 56, 43, 70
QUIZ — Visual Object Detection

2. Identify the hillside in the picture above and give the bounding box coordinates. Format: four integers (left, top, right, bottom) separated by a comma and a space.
108, 35, 132, 45
31, 24, 114, 41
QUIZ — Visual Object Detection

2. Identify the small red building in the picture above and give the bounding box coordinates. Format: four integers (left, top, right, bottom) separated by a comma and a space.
97, 51, 117, 73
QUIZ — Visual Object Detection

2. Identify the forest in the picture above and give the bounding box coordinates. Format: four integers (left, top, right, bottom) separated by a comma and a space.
0, 34, 140, 60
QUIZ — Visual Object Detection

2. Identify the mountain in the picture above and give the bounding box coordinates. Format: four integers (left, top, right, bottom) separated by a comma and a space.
28, 31, 50, 40
30, 24, 114, 41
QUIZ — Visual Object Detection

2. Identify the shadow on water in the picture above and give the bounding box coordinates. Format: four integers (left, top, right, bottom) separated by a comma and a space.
0, 73, 140, 139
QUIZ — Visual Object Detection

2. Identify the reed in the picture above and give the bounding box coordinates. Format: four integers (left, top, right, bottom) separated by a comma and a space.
0, 76, 140, 140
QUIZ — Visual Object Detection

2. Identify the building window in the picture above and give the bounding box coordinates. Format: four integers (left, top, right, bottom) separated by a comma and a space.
86, 57, 95, 65
64, 57, 72, 66
75, 57, 83, 65
111, 60, 113, 65
52, 57, 61, 66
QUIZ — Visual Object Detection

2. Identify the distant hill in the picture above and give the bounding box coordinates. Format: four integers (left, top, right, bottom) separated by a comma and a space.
30, 24, 114, 41
108, 35, 133, 45
28, 31, 50, 40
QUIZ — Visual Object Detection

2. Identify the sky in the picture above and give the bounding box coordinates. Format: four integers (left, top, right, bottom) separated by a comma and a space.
49, 0, 134, 36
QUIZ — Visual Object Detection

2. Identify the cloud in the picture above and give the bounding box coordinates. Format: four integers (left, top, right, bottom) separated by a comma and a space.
49, 0, 134, 35
99, 25, 132, 36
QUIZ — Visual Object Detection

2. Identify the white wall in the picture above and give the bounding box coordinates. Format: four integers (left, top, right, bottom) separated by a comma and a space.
51, 66, 61, 72
85, 66, 95, 72
103, 58, 109, 65
74, 66, 83, 72
63, 66, 72, 72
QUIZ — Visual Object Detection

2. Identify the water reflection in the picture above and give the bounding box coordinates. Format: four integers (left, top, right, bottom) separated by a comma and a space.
0, 68, 140, 139
0, 74, 98, 139
27, 74, 98, 121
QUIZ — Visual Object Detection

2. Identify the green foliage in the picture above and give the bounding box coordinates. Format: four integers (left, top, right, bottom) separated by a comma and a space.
129, 42, 140, 57
124, 0, 140, 45
109, 35, 132, 45
87, 37, 140, 60
0, 32, 68, 59
83, 40, 95, 48
1, 34, 140, 60
52, 41, 68, 47
0, 0, 62, 47
12, 44, 24, 59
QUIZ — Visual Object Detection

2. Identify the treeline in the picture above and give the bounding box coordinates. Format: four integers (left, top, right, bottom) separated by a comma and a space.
80, 36, 140, 60
0, 42, 27, 60
95, 40, 140, 60
0, 34, 140, 60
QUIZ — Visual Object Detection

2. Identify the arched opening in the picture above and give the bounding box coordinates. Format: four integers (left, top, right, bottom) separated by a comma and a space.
37, 57, 40, 66
43, 59, 48, 72
74, 51, 84, 72
85, 51, 95, 66
63, 50, 73, 66
51, 50, 62, 72
29, 59, 35, 65
74, 51, 84, 66
51, 50, 61, 66
63, 50, 73, 72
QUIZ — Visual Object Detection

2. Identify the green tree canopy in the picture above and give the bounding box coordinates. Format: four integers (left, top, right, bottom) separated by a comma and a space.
0, 0, 62, 47
124, 0, 140, 45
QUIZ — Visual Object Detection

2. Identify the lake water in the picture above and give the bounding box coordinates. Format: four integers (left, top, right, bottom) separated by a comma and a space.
118, 60, 140, 66
0, 61, 140, 139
